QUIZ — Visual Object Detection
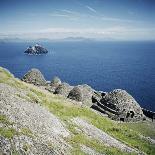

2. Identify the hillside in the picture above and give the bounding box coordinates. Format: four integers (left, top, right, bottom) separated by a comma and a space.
0, 67, 155, 155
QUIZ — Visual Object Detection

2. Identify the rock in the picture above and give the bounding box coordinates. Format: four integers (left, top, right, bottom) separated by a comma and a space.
45, 77, 62, 93
100, 89, 144, 121
80, 145, 104, 155
22, 68, 46, 86
68, 84, 95, 107
54, 82, 73, 97
24, 44, 48, 55
72, 117, 138, 153
0, 83, 70, 155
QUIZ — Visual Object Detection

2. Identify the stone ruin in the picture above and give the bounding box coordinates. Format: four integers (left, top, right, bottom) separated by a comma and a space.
92, 89, 145, 122
22, 69, 146, 122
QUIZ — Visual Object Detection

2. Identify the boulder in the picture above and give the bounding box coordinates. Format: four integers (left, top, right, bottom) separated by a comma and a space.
100, 89, 144, 121
54, 82, 73, 97
22, 68, 46, 86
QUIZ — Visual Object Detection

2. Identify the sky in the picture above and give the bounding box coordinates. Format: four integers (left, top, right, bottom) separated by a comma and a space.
0, 0, 155, 40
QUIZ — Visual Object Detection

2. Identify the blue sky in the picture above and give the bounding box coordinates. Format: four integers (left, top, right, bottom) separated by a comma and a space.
0, 0, 155, 40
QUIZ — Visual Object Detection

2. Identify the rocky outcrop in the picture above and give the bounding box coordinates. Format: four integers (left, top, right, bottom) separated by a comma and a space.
0, 83, 70, 154
25, 44, 48, 55
54, 82, 73, 97
22, 68, 46, 86
92, 89, 144, 121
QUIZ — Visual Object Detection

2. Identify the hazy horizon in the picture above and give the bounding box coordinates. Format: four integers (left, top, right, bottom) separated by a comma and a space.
0, 0, 155, 41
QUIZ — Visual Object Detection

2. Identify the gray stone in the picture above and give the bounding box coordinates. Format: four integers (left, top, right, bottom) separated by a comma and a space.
68, 84, 95, 107
68, 86, 83, 102
54, 82, 73, 97
22, 68, 46, 86
51, 76, 61, 88
25, 44, 48, 55
100, 89, 144, 121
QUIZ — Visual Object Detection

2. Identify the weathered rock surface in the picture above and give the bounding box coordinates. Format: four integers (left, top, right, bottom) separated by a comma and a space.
72, 117, 139, 154
81, 145, 104, 155
22, 68, 46, 86
0, 83, 70, 154
68, 86, 83, 102
68, 84, 94, 106
25, 44, 48, 55
54, 82, 73, 97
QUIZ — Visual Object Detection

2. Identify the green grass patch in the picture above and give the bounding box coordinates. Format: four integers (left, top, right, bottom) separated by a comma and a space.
30, 88, 46, 98
27, 92, 41, 103
0, 115, 14, 125
68, 133, 134, 155
0, 127, 17, 139
20, 127, 34, 138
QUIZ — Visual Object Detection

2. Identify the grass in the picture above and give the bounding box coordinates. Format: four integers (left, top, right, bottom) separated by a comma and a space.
68, 133, 135, 155
0, 115, 13, 125
20, 127, 35, 138
33, 89, 155, 154
0, 67, 27, 89
1, 67, 155, 154
0, 127, 17, 139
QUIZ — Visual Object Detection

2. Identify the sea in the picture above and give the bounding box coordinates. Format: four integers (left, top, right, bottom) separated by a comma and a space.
0, 41, 155, 111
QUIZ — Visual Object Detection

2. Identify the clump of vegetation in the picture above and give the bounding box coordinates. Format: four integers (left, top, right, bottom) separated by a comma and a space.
0, 127, 17, 139
20, 127, 35, 138
22, 143, 30, 152
27, 92, 41, 103
68, 133, 135, 155
0, 114, 14, 125
0, 67, 27, 89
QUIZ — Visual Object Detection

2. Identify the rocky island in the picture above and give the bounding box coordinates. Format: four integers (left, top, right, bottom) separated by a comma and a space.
24, 44, 48, 55
0, 67, 155, 155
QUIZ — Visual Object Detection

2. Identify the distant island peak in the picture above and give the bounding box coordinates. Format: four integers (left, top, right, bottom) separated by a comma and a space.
24, 44, 48, 55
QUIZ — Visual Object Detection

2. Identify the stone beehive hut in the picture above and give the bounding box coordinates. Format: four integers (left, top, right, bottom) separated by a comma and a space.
100, 89, 144, 121
54, 82, 73, 97
67, 84, 95, 106
51, 76, 61, 87
22, 68, 46, 86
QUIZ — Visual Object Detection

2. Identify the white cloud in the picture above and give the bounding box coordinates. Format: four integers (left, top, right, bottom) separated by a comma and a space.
100, 16, 135, 23
49, 13, 70, 17
1, 27, 155, 41
86, 6, 97, 13
61, 10, 78, 15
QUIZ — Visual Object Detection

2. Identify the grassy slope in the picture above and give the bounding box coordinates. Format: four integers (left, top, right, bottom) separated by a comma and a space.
0, 67, 155, 155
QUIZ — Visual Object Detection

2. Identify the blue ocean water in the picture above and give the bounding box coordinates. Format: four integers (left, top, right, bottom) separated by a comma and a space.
0, 41, 155, 111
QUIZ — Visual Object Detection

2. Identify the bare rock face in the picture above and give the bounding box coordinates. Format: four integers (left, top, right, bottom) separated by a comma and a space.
68, 84, 95, 106
22, 69, 46, 86
54, 82, 73, 97
100, 89, 144, 121
24, 44, 48, 55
